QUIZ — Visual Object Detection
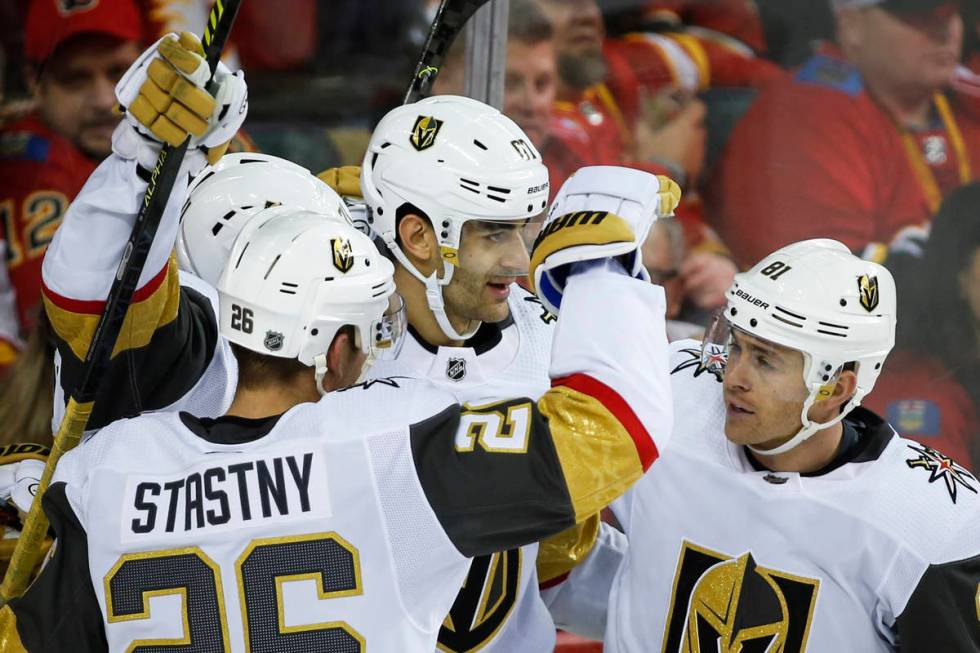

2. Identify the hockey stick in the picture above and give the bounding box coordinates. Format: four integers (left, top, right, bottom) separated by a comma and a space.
0, 0, 243, 602
405, 0, 493, 104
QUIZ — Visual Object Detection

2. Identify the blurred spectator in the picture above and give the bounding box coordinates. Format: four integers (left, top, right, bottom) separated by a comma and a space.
601, 0, 785, 90
0, 0, 142, 371
713, 0, 980, 271
865, 182, 980, 471
537, 0, 740, 316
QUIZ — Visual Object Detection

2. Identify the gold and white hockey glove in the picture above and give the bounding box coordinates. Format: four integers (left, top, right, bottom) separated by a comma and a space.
530, 166, 681, 314
114, 32, 249, 170
0, 443, 49, 514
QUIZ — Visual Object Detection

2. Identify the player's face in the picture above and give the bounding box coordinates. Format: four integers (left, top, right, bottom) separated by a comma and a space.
443, 220, 531, 326
35, 35, 140, 160
850, 5, 962, 94
722, 330, 811, 448
504, 39, 558, 149
538, 0, 604, 59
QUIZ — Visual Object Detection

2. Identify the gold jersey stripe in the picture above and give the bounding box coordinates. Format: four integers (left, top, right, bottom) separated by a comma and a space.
536, 513, 601, 586
43, 255, 181, 361
539, 385, 646, 523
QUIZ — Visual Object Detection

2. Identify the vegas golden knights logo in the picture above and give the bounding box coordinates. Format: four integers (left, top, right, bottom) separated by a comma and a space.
858, 274, 879, 312
662, 541, 819, 653
411, 115, 444, 151
331, 238, 354, 273
438, 549, 521, 652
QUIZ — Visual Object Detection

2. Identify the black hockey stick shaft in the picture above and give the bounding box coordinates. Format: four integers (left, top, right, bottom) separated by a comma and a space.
405, 0, 493, 104
0, 0, 243, 602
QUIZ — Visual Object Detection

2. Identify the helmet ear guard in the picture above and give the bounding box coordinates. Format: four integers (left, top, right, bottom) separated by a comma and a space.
705, 239, 896, 455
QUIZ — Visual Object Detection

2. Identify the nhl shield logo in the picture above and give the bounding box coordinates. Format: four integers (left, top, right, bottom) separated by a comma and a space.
264, 331, 284, 352
331, 238, 354, 273
410, 115, 443, 151
446, 357, 466, 382
858, 274, 879, 312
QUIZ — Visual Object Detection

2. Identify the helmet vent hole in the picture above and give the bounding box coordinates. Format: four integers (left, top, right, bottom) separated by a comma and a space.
749, 318, 758, 327
460, 178, 480, 195
211, 223, 224, 236
840, 299, 847, 306
487, 186, 511, 195
875, 363, 881, 370
527, 204, 533, 212
264, 254, 283, 280
311, 328, 319, 336
730, 308, 737, 316
473, 139, 488, 151
279, 281, 298, 296
773, 306, 805, 327
380, 142, 391, 149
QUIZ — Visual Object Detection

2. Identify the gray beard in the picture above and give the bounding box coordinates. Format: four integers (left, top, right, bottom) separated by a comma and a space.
557, 51, 607, 90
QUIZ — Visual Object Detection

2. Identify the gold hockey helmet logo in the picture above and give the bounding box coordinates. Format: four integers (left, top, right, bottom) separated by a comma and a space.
410, 115, 443, 151
858, 274, 879, 312
662, 541, 820, 653
331, 238, 354, 273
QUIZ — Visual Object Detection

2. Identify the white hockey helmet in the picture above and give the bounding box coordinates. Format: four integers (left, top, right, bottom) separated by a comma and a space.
361, 95, 550, 340
217, 209, 405, 395
177, 153, 353, 286
708, 239, 897, 455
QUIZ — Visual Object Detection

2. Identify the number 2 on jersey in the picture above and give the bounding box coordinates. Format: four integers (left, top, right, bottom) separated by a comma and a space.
104, 532, 363, 652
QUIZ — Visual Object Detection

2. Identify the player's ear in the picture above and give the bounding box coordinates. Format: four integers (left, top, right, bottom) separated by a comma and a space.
320, 328, 358, 392
810, 369, 859, 422
397, 212, 439, 274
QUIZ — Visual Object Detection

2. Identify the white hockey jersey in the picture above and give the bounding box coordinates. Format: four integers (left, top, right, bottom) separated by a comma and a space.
365, 285, 558, 653
604, 340, 980, 653
3, 268, 672, 653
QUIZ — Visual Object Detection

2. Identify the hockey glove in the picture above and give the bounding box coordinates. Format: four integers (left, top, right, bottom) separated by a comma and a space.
318, 166, 372, 236
0, 444, 49, 514
114, 32, 248, 170
530, 166, 681, 314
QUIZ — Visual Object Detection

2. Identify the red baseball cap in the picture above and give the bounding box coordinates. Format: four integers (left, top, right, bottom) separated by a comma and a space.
24, 0, 142, 64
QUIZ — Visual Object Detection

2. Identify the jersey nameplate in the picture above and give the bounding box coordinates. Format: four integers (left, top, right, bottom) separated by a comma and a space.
120, 442, 330, 543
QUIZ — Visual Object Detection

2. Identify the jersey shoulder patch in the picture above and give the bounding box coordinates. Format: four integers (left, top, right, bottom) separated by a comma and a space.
794, 53, 864, 97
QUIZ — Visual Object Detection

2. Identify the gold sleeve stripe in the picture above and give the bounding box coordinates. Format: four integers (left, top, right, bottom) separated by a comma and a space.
42, 255, 181, 361
0, 606, 28, 653
539, 374, 657, 523
537, 513, 600, 588
0, 340, 17, 366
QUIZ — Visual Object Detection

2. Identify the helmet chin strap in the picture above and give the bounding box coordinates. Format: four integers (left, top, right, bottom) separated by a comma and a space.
314, 353, 330, 397
384, 233, 481, 343
747, 391, 852, 456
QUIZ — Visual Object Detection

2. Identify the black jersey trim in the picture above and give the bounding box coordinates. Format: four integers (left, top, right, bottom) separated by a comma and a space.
9, 482, 108, 651
896, 552, 980, 652
409, 402, 576, 558
57, 285, 219, 430
179, 412, 282, 445
405, 312, 513, 356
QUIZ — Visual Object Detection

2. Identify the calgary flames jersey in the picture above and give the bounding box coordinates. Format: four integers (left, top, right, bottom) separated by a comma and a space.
1, 268, 671, 653
602, 340, 980, 652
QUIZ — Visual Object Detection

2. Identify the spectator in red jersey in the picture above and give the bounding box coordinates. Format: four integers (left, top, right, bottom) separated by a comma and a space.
537, 0, 740, 316
0, 0, 142, 371
713, 0, 980, 272
865, 183, 980, 471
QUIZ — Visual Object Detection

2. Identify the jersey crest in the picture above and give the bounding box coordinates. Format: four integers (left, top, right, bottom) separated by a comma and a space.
661, 540, 819, 653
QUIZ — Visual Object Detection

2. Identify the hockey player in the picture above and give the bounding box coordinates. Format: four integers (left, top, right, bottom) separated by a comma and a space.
545, 229, 980, 648
0, 136, 674, 653
329, 98, 677, 651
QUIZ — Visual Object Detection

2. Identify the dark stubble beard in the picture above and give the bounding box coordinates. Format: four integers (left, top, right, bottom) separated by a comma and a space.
557, 50, 608, 90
